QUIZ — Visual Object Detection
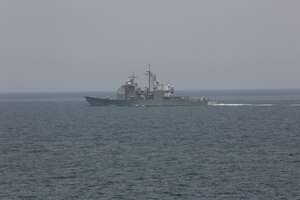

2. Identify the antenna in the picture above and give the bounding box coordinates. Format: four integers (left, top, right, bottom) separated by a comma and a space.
129, 71, 137, 81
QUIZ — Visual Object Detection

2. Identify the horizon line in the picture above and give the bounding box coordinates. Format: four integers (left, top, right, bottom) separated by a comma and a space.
1, 88, 300, 94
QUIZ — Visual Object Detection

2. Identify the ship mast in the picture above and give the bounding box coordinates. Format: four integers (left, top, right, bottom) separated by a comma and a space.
129, 71, 137, 82
144, 64, 152, 93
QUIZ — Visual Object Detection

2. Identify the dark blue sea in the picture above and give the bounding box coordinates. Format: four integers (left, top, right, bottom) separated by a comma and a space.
0, 90, 299, 199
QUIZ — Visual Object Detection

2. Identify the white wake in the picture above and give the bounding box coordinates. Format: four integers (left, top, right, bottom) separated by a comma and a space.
210, 103, 273, 107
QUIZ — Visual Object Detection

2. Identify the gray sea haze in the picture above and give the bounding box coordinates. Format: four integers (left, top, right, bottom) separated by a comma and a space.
0, 90, 299, 199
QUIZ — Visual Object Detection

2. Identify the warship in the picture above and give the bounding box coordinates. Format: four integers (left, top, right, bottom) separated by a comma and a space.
85, 66, 211, 106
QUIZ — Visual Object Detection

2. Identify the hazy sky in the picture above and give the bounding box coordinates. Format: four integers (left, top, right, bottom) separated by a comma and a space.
0, 0, 299, 92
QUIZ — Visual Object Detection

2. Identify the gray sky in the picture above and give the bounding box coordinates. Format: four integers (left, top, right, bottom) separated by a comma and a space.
0, 0, 299, 92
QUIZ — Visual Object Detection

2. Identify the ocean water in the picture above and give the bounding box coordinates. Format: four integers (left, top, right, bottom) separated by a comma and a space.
0, 90, 299, 199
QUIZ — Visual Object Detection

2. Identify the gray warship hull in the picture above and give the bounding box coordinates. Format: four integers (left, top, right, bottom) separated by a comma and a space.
85, 96, 209, 106
85, 67, 212, 106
